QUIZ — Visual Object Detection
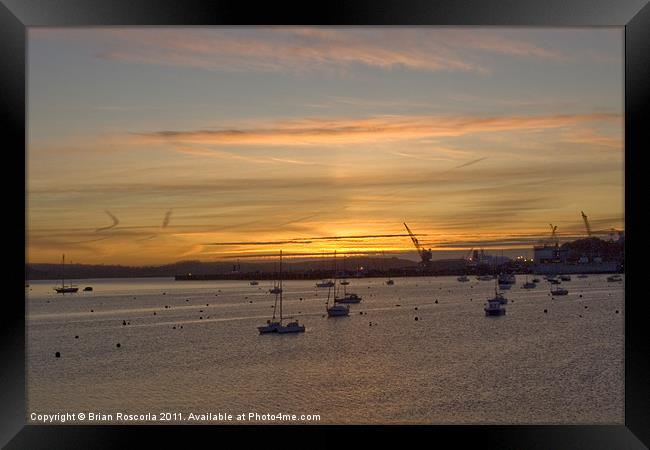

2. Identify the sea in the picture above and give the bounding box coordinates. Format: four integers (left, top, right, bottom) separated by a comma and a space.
26, 275, 624, 424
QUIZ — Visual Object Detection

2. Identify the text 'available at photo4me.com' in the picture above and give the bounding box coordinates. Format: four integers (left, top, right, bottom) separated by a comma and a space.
29, 411, 322, 424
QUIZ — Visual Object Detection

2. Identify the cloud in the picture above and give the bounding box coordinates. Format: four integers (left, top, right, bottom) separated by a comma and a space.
205, 233, 417, 246
31, 28, 572, 75
134, 112, 620, 147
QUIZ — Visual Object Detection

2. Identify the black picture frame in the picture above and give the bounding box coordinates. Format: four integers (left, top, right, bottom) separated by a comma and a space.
2, 0, 649, 448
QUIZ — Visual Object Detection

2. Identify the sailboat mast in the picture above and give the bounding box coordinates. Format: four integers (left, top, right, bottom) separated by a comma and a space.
62, 254, 65, 288
333, 250, 337, 298
279, 250, 283, 323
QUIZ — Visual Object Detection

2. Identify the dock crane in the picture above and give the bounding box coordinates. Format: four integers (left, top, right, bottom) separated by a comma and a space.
581, 211, 592, 237
549, 224, 558, 246
404, 222, 432, 266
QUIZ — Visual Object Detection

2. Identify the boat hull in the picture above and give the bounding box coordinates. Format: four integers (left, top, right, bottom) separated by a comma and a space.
327, 306, 350, 317
277, 324, 305, 333
54, 287, 78, 293
258, 321, 281, 334
484, 308, 506, 316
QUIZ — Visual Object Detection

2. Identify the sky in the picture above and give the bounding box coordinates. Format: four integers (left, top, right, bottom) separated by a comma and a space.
27, 27, 624, 265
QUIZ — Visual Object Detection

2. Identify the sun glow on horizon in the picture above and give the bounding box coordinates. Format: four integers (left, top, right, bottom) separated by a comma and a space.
27, 27, 624, 265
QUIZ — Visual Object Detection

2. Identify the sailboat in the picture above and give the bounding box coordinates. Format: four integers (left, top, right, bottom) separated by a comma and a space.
54, 254, 78, 294
521, 274, 536, 289
258, 251, 305, 334
326, 251, 350, 317
268, 262, 282, 294
315, 251, 335, 287
484, 277, 507, 316
335, 278, 362, 304
339, 255, 350, 285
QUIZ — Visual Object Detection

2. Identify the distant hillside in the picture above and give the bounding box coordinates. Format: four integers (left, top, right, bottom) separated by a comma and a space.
26, 256, 423, 280
560, 237, 624, 261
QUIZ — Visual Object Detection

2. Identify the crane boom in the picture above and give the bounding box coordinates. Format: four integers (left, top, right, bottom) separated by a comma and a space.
404, 222, 422, 252
581, 211, 592, 236
549, 224, 558, 246
404, 222, 432, 266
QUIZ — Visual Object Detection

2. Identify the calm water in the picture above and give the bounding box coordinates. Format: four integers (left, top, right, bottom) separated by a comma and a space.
26, 275, 624, 424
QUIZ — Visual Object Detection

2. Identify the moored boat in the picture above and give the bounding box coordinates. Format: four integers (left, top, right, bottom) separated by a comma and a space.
53, 254, 78, 294
551, 287, 569, 296
259, 251, 305, 334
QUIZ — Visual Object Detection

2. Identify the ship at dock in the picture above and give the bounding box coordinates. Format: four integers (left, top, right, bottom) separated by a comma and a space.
531, 216, 623, 275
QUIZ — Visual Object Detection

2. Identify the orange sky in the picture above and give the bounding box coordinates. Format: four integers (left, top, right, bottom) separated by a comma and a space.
27, 28, 624, 265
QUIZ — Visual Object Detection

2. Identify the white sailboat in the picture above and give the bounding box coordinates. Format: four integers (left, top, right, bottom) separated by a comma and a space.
258, 251, 305, 334
326, 251, 350, 317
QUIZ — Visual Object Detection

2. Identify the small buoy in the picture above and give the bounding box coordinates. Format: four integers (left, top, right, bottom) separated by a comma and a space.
55, 351, 60, 358
434, 300, 438, 304
180, 326, 183, 329
359, 311, 363, 315
395, 304, 401, 307
199, 310, 203, 313
249, 301, 253, 304
206, 303, 209, 306
90, 309, 94, 312
369, 322, 372, 326
116, 343, 121, 348
300, 298, 303, 301
544, 309, 548, 313
172, 326, 176, 329
584, 306, 588, 309
163, 292, 166, 295
414, 307, 418, 310
186, 299, 189, 302
74, 335, 79, 339
579, 315, 582, 318
615, 310, 619, 314
153, 312, 156, 315
414, 317, 419, 321
200, 316, 203, 319
122, 320, 126, 326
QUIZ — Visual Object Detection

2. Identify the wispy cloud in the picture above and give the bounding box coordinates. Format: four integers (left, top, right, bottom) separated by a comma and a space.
134, 112, 620, 147
31, 28, 571, 75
